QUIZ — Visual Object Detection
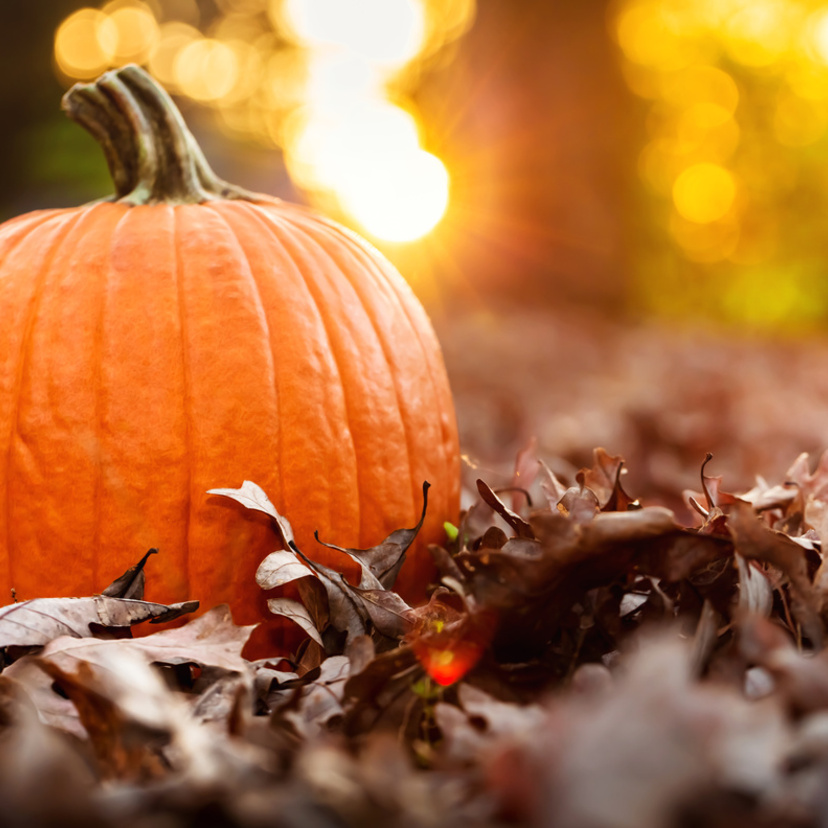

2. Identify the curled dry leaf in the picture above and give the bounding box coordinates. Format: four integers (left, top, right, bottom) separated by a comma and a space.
580, 447, 638, 512
101, 547, 158, 599
729, 500, 821, 645
341, 586, 413, 641
207, 480, 295, 549
266, 598, 324, 647
538, 459, 568, 508
476, 479, 535, 539
0, 594, 198, 648
313, 481, 432, 589
288, 546, 367, 645
736, 555, 774, 617
256, 549, 315, 591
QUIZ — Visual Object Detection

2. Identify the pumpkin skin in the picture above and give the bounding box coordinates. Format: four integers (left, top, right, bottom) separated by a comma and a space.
0, 66, 460, 655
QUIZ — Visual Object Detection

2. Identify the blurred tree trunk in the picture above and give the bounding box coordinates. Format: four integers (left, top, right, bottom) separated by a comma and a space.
422, 0, 637, 311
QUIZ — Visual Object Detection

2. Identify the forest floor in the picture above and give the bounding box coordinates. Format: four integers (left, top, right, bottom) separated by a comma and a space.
6, 306, 828, 828
438, 305, 828, 509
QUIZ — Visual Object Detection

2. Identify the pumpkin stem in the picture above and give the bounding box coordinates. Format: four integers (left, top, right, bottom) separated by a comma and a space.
61, 64, 263, 205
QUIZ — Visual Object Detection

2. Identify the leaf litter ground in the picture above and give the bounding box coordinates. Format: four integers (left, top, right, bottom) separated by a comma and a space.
5, 308, 828, 827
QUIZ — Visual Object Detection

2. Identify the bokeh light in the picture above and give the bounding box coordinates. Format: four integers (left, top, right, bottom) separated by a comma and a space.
147, 22, 200, 89
54, 9, 118, 78
53, 0, 475, 246
613, 0, 828, 329
102, 1, 159, 64
673, 163, 737, 223
173, 38, 239, 102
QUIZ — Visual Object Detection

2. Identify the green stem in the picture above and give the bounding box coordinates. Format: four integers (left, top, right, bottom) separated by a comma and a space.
61, 64, 260, 206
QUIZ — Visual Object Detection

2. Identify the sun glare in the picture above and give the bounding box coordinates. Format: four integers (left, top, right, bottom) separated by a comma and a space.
340, 149, 450, 242
283, 0, 426, 67
54, 0, 472, 245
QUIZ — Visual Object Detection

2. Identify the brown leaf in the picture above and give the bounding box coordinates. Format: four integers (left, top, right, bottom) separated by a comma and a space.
529, 505, 731, 586
342, 586, 413, 640
101, 548, 158, 599
729, 500, 822, 645
0, 594, 198, 648
266, 598, 324, 647
207, 480, 295, 549
38, 646, 178, 780
313, 481, 431, 589
557, 482, 601, 524
193, 672, 252, 733
509, 436, 540, 513
736, 555, 773, 617
476, 479, 535, 539
288, 543, 367, 647
581, 447, 638, 511
255, 549, 316, 590
341, 645, 420, 735
276, 655, 350, 739
788, 450, 828, 503
124, 604, 256, 670
4, 606, 254, 744
538, 458, 568, 508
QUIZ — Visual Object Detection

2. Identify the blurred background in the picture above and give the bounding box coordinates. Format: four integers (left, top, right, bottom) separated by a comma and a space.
4, 0, 828, 504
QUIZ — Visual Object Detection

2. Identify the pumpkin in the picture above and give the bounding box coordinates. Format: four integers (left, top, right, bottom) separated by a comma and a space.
0, 65, 460, 655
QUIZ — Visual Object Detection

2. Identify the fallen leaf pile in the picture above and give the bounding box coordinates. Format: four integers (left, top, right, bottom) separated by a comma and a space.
9, 443, 828, 827
437, 306, 828, 505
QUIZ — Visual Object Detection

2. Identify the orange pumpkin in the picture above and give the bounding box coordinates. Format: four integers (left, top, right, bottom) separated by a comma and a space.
0, 65, 460, 655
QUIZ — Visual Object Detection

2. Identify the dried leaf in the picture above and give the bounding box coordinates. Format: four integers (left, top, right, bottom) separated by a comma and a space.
288, 542, 368, 645
266, 598, 324, 647
256, 549, 315, 590
510, 436, 540, 513
0, 676, 98, 823
126, 604, 256, 671
557, 482, 601, 524
581, 447, 638, 511
538, 459, 568, 508
313, 481, 431, 589
207, 480, 294, 549
729, 500, 821, 645
476, 479, 535, 539
341, 645, 420, 734
341, 587, 413, 640
278, 656, 350, 739
101, 548, 158, 599
38, 645, 179, 780
736, 555, 773, 617
4, 606, 254, 741
0, 594, 198, 648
